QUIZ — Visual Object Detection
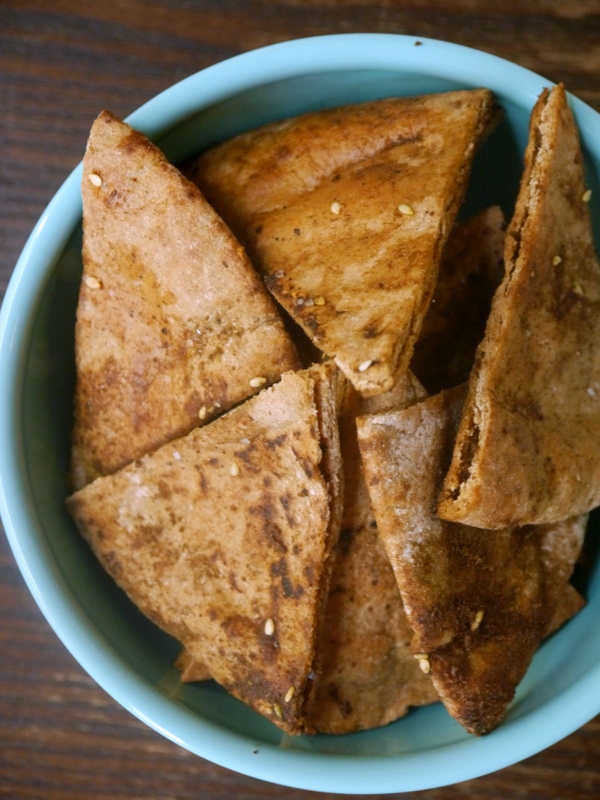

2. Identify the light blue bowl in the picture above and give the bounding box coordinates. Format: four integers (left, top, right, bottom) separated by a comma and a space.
1, 33, 600, 795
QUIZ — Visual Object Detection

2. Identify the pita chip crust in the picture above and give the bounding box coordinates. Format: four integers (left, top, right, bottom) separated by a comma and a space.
411, 206, 505, 394
357, 385, 586, 735
67, 364, 344, 735
309, 373, 438, 734
188, 91, 498, 395
72, 111, 298, 488
439, 85, 600, 527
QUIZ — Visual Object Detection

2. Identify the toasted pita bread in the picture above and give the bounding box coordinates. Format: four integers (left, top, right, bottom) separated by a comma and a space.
357, 384, 586, 735
309, 373, 438, 734
67, 363, 344, 735
411, 206, 505, 394
439, 85, 600, 527
188, 91, 498, 395
71, 111, 298, 488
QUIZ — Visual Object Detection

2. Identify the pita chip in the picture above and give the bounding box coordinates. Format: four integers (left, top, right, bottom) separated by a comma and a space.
439, 85, 600, 528
357, 385, 586, 735
411, 206, 505, 394
309, 373, 438, 734
72, 111, 298, 488
67, 363, 344, 735
188, 91, 498, 395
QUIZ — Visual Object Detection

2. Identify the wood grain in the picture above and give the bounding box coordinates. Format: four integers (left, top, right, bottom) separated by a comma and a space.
1, 2, 600, 798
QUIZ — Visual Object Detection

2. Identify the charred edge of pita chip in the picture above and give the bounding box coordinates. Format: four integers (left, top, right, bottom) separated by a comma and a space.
503, 89, 549, 281
299, 363, 346, 730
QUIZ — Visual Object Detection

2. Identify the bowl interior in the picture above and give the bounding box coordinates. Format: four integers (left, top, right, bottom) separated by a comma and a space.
5, 37, 600, 793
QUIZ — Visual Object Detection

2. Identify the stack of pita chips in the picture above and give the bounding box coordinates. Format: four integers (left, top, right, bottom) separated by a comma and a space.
356, 84, 594, 734
67, 82, 595, 738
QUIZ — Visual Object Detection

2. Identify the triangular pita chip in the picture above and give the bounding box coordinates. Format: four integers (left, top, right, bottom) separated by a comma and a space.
411, 206, 505, 394
357, 385, 586, 735
187, 91, 498, 395
439, 85, 600, 527
72, 110, 298, 488
67, 364, 344, 735
308, 373, 438, 734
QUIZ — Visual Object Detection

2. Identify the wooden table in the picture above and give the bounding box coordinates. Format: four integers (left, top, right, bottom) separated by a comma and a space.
1, 2, 599, 798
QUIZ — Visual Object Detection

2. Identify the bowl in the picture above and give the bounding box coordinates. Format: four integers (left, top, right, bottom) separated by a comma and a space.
1, 33, 600, 795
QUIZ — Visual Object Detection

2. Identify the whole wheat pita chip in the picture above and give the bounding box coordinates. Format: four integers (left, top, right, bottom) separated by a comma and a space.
411, 206, 505, 394
357, 384, 586, 735
67, 364, 344, 735
439, 85, 600, 528
71, 111, 298, 488
308, 373, 438, 734
187, 91, 498, 395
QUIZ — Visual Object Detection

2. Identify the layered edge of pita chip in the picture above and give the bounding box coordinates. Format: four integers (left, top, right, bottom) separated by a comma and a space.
439, 84, 600, 528
357, 385, 586, 735
187, 91, 499, 397
72, 110, 298, 489
67, 364, 344, 735
308, 372, 439, 734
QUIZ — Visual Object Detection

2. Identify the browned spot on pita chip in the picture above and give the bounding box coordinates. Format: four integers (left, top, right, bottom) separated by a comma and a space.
187, 92, 498, 395
67, 364, 343, 735
357, 385, 586, 735
411, 206, 505, 394
439, 85, 600, 527
309, 373, 438, 734
71, 110, 298, 488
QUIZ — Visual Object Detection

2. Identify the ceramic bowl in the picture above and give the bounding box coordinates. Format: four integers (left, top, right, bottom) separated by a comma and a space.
1, 34, 600, 794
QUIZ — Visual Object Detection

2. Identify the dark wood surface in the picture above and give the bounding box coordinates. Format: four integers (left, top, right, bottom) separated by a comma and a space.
2, 2, 600, 798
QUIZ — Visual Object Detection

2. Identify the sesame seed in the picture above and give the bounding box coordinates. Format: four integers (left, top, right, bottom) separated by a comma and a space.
358, 359, 373, 372
273, 703, 283, 719
274, 270, 285, 279
198, 406, 207, 419
213, 401, 221, 409
296, 297, 305, 305
588, 386, 596, 397
573, 281, 584, 296
264, 618, 275, 636
398, 203, 415, 216
88, 173, 102, 187
583, 189, 592, 203
331, 202, 342, 214
173, 451, 181, 460
552, 255, 562, 266
230, 462, 240, 477
413, 653, 431, 673
284, 686, 295, 703
314, 295, 326, 305
84, 275, 102, 290
304, 297, 314, 307
471, 609, 485, 631
250, 376, 267, 388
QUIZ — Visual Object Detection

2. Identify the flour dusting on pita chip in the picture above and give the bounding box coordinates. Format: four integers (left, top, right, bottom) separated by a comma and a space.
188, 91, 498, 395
439, 84, 600, 528
357, 385, 586, 735
309, 373, 438, 734
411, 206, 505, 394
68, 364, 344, 735
72, 110, 298, 488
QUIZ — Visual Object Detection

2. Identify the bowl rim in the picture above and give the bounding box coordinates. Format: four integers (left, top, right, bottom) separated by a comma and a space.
1, 32, 600, 795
